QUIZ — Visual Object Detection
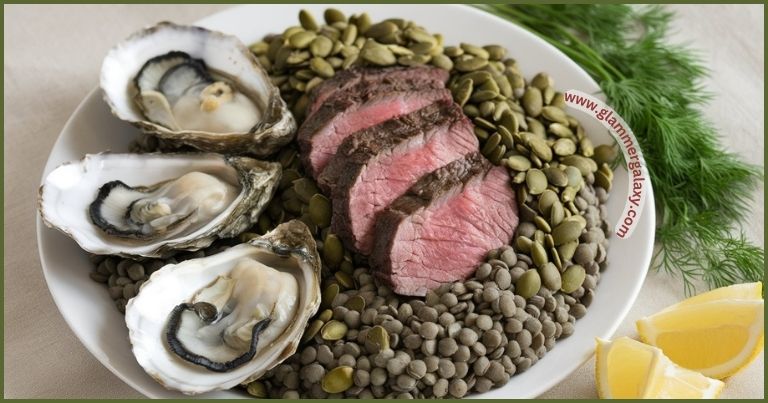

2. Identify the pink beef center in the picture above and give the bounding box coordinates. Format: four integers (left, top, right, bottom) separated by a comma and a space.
389, 168, 518, 294
308, 91, 447, 175
348, 125, 478, 253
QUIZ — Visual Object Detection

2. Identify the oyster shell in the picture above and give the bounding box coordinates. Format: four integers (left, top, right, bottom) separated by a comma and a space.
125, 220, 321, 394
38, 153, 281, 258
101, 22, 296, 156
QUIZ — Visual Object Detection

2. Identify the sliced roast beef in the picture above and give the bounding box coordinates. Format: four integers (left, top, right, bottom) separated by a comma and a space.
321, 101, 478, 255
370, 153, 518, 296
298, 87, 452, 179
306, 66, 449, 118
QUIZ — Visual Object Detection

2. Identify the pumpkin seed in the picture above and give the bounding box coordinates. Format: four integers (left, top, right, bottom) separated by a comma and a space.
550, 201, 565, 226
322, 366, 354, 393
289, 31, 317, 49
483, 45, 506, 61
531, 240, 549, 267
308, 57, 335, 79
531, 73, 552, 90
551, 220, 584, 245
344, 295, 366, 312
557, 240, 579, 263
305, 77, 324, 93
561, 265, 586, 293
283, 26, 304, 40
488, 144, 506, 165
298, 9, 319, 31
498, 110, 518, 134
561, 186, 577, 203
322, 283, 340, 309
473, 126, 489, 140
534, 216, 552, 233
553, 138, 576, 156
474, 117, 497, 131
498, 126, 515, 149
541, 106, 569, 125
360, 40, 396, 66
302, 319, 325, 343
366, 21, 398, 39
460, 43, 490, 59
579, 136, 595, 157
406, 28, 437, 44
318, 309, 333, 322
542, 167, 568, 187
355, 12, 372, 33
512, 171, 527, 184
455, 56, 489, 72
593, 144, 618, 166
431, 54, 454, 70
335, 271, 355, 289
249, 41, 269, 56
538, 262, 562, 291
515, 236, 533, 254
548, 123, 574, 138
324, 8, 346, 24
525, 169, 547, 195
387, 44, 414, 56
461, 70, 493, 84
246, 380, 268, 398
565, 166, 583, 188
516, 270, 542, 299
600, 163, 615, 180
453, 79, 473, 106
478, 101, 495, 118
595, 170, 612, 191
551, 245, 563, 270
527, 136, 553, 162
323, 234, 344, 267
398, 54, 431, 66
537, 189, 559, 215
470, 89, 498, 103
561, 155, 597, 176
522, 87, 543, 117
367, 325, 390, 352
321, 320, 348, 341
543, 86, 555, 105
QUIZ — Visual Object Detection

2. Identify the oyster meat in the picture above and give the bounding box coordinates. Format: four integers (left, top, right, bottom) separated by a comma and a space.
101, 22, 296, 156
125, 220, 321, 394
38, 153, 281, 258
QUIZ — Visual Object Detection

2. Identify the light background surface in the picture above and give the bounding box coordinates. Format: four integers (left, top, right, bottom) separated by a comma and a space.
3, 4, 764, 399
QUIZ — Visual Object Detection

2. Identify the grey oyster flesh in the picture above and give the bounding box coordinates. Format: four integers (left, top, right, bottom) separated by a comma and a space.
88, 171, 238, 240
165, 259, 300, 372
134, 51, 261, 134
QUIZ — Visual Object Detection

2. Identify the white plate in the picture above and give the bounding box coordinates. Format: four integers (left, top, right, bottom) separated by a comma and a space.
36, 4, 655, 399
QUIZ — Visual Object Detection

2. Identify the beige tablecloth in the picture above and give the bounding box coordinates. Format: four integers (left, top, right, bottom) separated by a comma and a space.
4, 4, 763, 399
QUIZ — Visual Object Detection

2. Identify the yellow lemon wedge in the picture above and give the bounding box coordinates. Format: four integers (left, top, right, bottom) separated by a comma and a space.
661, 282, 762, 312
596, 337, 724, 399
636, 298, 764, 379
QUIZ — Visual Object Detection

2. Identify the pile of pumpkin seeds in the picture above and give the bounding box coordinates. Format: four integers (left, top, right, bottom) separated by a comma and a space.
93, 7, 618, 399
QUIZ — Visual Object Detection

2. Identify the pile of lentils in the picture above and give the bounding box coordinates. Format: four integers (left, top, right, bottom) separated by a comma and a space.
88, 8, 618, 399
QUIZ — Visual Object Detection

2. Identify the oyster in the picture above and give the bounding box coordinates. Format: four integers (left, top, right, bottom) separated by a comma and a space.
101, 22, 296, 156
125, 220, 321, 394
38, 153, 281, 258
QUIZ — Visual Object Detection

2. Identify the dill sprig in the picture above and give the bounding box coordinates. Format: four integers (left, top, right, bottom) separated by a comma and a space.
480, 4, 764, 294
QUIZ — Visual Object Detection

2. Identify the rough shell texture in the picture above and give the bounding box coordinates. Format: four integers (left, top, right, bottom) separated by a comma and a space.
124, 220, 321, 394
100, 22, 296, 156
38, 153, 281, 258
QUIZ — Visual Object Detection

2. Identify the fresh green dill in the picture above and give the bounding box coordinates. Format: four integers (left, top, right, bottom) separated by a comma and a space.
480, 4, 764, 294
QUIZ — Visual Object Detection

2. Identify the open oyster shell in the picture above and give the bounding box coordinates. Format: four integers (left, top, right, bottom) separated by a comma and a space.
38, 153, 281, 258
101, 22, 296, 156
125, 220, 321, 394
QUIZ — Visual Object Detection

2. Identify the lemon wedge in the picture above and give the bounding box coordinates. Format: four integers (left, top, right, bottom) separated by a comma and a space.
596, 337, 724, 399
661, 282, 762, 312
637, 298, 764, 379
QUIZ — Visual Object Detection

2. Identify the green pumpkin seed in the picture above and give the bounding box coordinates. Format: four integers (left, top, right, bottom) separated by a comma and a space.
321, 283, 339, 309
397, 54, 430, 66
499, 110, 518, 134
525, 169, 547, 195
322, 366, 354, 393
551, 220, 584, 246
600, 163, 615, 180
335, 271, 355, 289
542, 166, 569, 187
342, 52, 359, 69
459, 43, 490, 59
387, 44, 414, 56
455, 56, 489, 72
551, 245, 563, 270
293, 178, 319, 203
321, 26, 341, 41
246, 381, 267, 398
579, 137, 595, 157
344, 295, 366, 312
367, 325, 390, 352
548, 123, 574, 138
273, 45, 292, 70
592, 144, 618, 166
453, 79, 473, 107
360, 41, 396, 66
321, 320, 348, 341
498, 126, 515, 149
461, 70, 493, 85
525, 117, 545, 137
545, 233, 555, 249
492, 101, 510, 122
474, 117, 497, 131
405, 28, 436, 44
541, 106, 569, 125
289, 31, 317, 49
516, 186, 529, 206
473, 126, 489, 140
298, 9, 319, 31
323, 234, 344, 267
294, 68, 315, 81
488, 144, 506, 165
309, 57, 335, 79
531, 240, 549, 267
444, 45, 463, 57
366, 21, 398, 39
527, 136, 553, 162
249, 41, 269, 56
478, 101, 495, 118
550, 201, 565, 226
266, 37, 284, 60
306, 76, 324, 93
531, 73, 552, 90
557, 240, 578, 263
341, 24, 358, 46
542, 86, 555, 105
283, 26, 304, 40
565, 166, 583, 188
324, 8, 346, 24
561, 155, 597, 176
553, 138, 577, 156
317, 309, 333, 322
302, 319, 325, 343
522, 87, 543, 117
287, 50, 311, 66
561, 186, 577, 203
537, 189, 559, 215
481, 133, 501, 157
494, 74, 513, 98
512, 171, 527, 184
595, 170, 612, 191
561, 265, 586, 293
516, 270, 541, 299
466, 104, 482, 120
538, 262, 562, 291
327, 56, 343, 68
515, 236, 533, 253
430, 53, 453, 70
483, 45, 506, 61
469, 89, 497, 103
534, 216, 552, 233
